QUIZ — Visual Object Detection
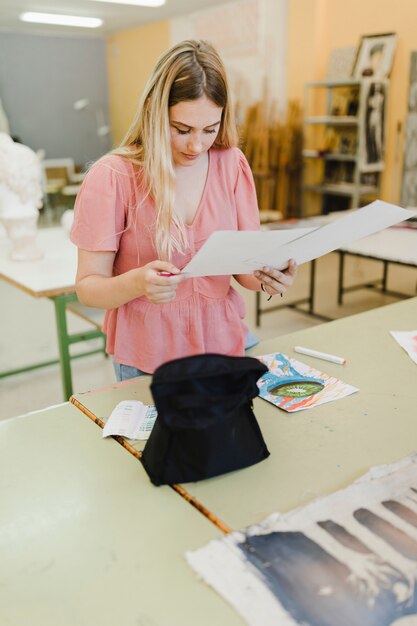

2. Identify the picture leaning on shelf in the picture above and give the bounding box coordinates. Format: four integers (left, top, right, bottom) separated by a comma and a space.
352, 32, 398, 80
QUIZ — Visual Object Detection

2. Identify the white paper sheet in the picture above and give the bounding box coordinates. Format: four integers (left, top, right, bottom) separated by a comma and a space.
390, 330, 417, 365
182, 228, 314, 277
102, 400, 157, 440
183, 201, 414, 277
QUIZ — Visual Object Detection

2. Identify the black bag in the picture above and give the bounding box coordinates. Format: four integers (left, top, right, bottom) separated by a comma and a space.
141, 353, 270, 485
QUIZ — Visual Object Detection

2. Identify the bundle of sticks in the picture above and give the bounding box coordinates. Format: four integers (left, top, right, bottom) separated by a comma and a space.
239, 98, 303, 220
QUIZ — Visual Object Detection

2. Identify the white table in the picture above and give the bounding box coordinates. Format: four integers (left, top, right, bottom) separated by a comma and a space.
337, 226, 417, 303
0, 227, 104, 398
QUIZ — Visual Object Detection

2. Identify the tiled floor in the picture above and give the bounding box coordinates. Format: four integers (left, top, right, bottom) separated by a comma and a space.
1, 245, 416, 421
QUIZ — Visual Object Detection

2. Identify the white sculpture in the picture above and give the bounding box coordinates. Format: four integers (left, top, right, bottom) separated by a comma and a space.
0, 133, 43, 217
60, 209, 74, 234
0, 133, 43, 260
0, 97, 10, 134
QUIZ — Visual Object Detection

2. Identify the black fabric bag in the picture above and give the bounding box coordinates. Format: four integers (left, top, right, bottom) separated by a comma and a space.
141, 353, 270, 485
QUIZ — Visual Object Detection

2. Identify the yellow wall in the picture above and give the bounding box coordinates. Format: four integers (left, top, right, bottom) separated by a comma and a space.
107, 2, 415, 203
106, 21, 170, 145
288, 0, 417, 203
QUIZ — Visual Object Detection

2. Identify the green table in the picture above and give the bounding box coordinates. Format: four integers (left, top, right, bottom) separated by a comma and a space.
72, 297, 417, 530
0, 402, 243, 626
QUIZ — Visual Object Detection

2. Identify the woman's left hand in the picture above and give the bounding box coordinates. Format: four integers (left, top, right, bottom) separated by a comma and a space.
254, 259, 298, 297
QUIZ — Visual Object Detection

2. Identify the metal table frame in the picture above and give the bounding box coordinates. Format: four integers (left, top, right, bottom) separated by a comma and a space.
0, 227, 105, 399
0, 290, 105, 399
255, 259, 331, 326
337, 249, 417, 304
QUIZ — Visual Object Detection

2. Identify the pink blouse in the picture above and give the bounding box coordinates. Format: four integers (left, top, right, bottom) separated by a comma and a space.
70, 147, 260, 373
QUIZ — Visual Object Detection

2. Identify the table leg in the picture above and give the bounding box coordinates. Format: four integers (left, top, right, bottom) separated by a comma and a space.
382, 260, 389, 292
53, 293, 107, 399
338, 251, 345, 305
53, 294, 74, 399
308, 259, 316, 314
255, 291, 261, 327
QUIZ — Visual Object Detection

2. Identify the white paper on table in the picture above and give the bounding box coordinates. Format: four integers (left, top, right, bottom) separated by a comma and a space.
389, 330, 417, 365
102, 400, 157, 440
182, 201, 413, 277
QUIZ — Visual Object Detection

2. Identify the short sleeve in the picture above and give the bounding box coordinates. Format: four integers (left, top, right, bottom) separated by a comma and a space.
70, 156, 128, 251
234, 149, 261, 231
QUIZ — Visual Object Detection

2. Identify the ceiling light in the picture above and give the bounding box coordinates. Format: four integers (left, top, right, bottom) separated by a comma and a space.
86, 0, 165, 6
20, 12, 103, 28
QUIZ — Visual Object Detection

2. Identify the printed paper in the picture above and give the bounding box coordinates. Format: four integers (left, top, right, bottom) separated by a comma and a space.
257, 352, 358, 412
102, 400, 157, 440
390, 330, 417, 365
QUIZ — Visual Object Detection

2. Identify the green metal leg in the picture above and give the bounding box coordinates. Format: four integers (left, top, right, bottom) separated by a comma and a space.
53, 294, 74, 400
0, 296, 73, 382
0, 358, 60, 379
53, 293, 106, 400
0, 291, 105, 400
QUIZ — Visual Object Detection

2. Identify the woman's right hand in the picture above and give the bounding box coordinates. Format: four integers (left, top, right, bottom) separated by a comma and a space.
131, 260, 187, 304
75, 251, 188, 309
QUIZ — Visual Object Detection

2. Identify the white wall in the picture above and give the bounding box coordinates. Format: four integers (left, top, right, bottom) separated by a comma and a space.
170, 0, 288, 119
0, 33, 110, 166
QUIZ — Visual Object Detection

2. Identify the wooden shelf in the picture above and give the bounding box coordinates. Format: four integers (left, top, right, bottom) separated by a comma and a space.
304, 116, 358, 125
303, 150, 358, 161
302, 78, 388, 213
305, 79, 362, 88
302, 183, 379, 196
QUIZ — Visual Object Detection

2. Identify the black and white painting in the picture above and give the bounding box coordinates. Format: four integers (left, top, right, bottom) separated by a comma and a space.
187, 455, 417, 626
360, 80, 386, 172
401, 51, 417, 208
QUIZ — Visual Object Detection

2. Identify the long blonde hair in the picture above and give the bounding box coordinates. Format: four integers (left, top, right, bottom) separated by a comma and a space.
113, 39, 238, 260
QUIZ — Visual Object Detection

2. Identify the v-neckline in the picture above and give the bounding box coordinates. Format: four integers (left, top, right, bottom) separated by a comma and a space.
184, 150, 211, 229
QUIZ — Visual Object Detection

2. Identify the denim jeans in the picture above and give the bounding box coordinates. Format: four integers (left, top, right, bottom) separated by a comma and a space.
114, 331, 260, 382
245, 329, 260, 350
113, 362, 148, 382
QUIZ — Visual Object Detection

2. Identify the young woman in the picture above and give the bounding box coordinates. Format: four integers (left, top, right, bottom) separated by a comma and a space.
70, 39, 298, 381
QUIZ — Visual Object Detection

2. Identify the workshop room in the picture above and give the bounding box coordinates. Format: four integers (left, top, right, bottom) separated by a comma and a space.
1, 1, 417, 624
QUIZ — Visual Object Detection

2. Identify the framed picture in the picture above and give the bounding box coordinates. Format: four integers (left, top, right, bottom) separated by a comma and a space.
352, 32, 397, 80
401, 50, 417, 206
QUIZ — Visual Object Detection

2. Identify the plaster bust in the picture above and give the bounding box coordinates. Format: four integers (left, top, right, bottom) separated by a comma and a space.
0, 133, 44, 260
0, 133, 43, 219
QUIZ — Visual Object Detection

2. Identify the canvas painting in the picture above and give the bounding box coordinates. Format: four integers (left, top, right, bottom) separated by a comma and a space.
326, 47, 356, 81
256, 352, 358, 412
401, 51, 417, 207
359, 80, 386, 172
187, 454, 417, 626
